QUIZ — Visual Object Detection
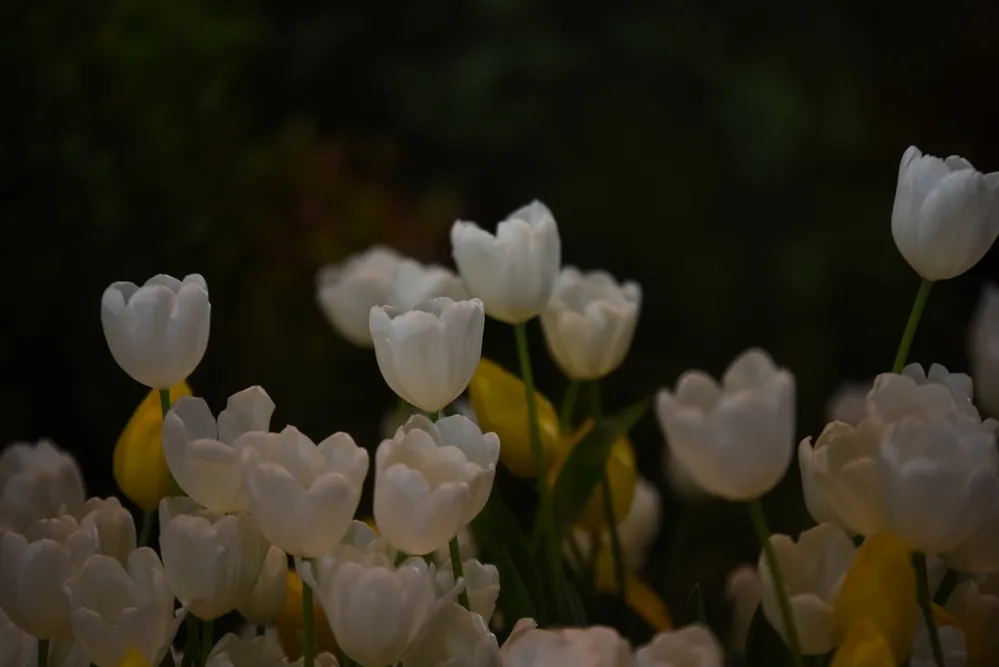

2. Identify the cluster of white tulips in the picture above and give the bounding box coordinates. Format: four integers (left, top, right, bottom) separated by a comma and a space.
2, 145, 999, 667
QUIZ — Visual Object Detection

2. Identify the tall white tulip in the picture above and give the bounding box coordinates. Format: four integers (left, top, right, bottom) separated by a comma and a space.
540, 267, 641, 380
375, 414, 499, 555
633, 625, 725, 667
450, 200, 561, 324
101, 274, 211, 389
971, 284, 999, 418
0, 440, 85, 530
237, 545, 288, 627
66, 548, 180, 667
158, 497, 269, 620
76, 497, 137, 565
240, 427, 368, 557
891, 146, 999, 281
401, 603, 499, 667
370, 297, 485, 412
316, 246, 468, 348
656, 348, 796, 500
162, 386, 275, 513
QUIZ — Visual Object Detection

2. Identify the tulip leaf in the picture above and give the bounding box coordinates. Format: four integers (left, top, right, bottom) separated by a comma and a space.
745, 606, 794, 667
687, 583, 706, 625
549, 398, 650, 537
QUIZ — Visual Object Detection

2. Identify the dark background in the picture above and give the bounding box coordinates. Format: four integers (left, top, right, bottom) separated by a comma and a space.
2, 0, 998, 634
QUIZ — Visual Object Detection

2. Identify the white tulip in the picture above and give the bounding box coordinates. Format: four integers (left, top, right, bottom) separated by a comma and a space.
435, 558, 500, 622
945, 479, 999, 573
656, 348, 796, 500
0, 440, 85, 531
0, 606, 36, 667
158, 497, 269, 620
540, 267, 641, 380
240, 426, 368, 557
316, 246, 468, 348
891, 145, 999, 281
370, 297, 485, 412
633, 625, 725, 667
910, 613, 967, 667
162, 386, 276, 513
499, 622, 630, 667
726, 565, 761, 654
616, 476, 662, 571
825, 382, 871, 426
758, 523, 856, 655
0, 515, 98, 638
946, 574, 999, 663
66, 548, 181, 667
866, 364, 987, 427
101, 274, 211, 389
205, 633, 287, 667
401, 603, 499, 667
450, 200, 561, 324
375, 414, 498, 554
237, 545, 288, 626
878, 417, 996, 554
971, 284, 999, 418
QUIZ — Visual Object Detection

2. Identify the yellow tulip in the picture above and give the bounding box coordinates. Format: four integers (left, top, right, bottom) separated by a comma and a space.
468, 358, 562, 477
833, 533, 917, 663
592, 540, 671, 631
114, 382, 191, 510
832, 619, 896, 667
276, 570, 338, 661
550, 420, 636, 532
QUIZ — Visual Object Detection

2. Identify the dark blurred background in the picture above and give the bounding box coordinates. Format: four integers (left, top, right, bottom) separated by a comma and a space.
3, 0, 999, 633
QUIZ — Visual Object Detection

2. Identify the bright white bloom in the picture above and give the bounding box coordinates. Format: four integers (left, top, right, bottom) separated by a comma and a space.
826, 382, 870, 426
76, 497, 137, 566
726, 565, 762, 653
0, 515, 98, 638
540, 267, 641, 380
435, 559, 499, 622
891, 145, 999, 281
299, 521, 440, 667
450, 200, 561, 324
241, 426, 368, 558
910, 613, 967, 667
878, 417, 996, 554
971, 284, 999, 418
375, 414, 499, 555
402, 603, 499, 667
370, 297, 485, 412
162, 386, 275, 513
205, 633, 287, 667
237, 545, 288, 626
500, 621, 630, 667
101, 274, 211, 389
0, 440, 85, 530
656, 348, 796, 500
945, 480, 999, 573
66, 548, 180, 667
0, 606, 36, 667
316, 246, 468, 348
158, 497, 269, 620
946, 574, 999, 663
758, 523, 856, 655
633, 625, 725, 667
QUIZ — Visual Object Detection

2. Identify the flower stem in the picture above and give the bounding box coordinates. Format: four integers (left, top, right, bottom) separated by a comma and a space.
587, 381, 626, 601
37, 640, 48, 667
139, 508, 156, 547
302, 576, 316, 667
933, 568, 959, 606
892, 279, 933, 373
449, 536, 472, 610
913, 553, 946, 667
560, 380, 580, 435
200, 619, 213, 663
747, 499, 805, 667
429, 410, 440, 423
183, 615, 199, 667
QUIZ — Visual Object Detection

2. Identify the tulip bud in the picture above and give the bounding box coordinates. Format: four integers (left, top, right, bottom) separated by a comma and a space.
0, 440, 85, 531
726, 565, 761, 653
633, 625, 724, 667
237, 545, 288, 627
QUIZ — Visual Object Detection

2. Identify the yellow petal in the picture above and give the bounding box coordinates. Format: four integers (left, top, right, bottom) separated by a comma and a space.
832, 620, 896, 667
932, 604, 984, 666
591, 543, 671, 631
114, 382, 191, 510
833, 533, 917, 662
276, 570, 338, 660
119, 648, 151, 667
468, 358, 561, 478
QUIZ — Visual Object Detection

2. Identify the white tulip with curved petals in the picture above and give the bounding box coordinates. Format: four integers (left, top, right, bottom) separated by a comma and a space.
435, 558, 499, 623
0, 440, 85, 531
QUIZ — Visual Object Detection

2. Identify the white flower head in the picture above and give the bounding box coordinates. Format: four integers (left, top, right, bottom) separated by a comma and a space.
76, 497, 137, 566
500, 622, 630, 667
944, 478, 999, 574
435, 558, 500, 623
450, 200, 562, 324
0, 440, 85, 531
633, 624, 725, 667
866, 364, 993, 431
101, 274, 210, 389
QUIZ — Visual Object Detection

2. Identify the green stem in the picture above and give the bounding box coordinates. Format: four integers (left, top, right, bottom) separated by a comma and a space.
37, 640, 48, 667
560, 380, 580, 435
182, 615, 199, 667
200, 619, 213, 663
913, 553, 946, 667
302, 575, 316, 667
892, 279, 933, 373
588, 381, 602, 420
747, 499, 805, 667
429, 410, 440, 423
933, 568, 959, 607
139, 508, 156, 547
394, 396, 410, 428
448, 536, 472, 610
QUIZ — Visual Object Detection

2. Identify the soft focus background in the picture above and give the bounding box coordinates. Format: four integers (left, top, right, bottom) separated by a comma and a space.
3, 0, 999, 632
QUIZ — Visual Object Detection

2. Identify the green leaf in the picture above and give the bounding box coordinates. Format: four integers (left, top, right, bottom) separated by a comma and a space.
549, 398, 650, 537
558, 573, 588, 626
745, 606, 794, 667
687, 583, 706, 624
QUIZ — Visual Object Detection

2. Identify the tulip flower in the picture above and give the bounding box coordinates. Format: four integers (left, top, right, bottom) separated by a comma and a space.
0, 439, 85, 531
237, 545, 288, 627
832, 619, 896, 667
632, 625, 724, 667
434, 558, 500, 622
946, 575, 999, 666
726, 565, 762, 653
401, 603, 500, 667
570, 475, 661, 573
0, 606, 35, 667
500, 623, 631, 667
76, 497, 137, 566
204, 633, 287, 667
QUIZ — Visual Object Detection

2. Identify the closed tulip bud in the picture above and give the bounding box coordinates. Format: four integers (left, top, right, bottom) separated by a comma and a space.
401, 602, 499, 667
66, 548, 180, 667
237, 545, 288, 627
0, 606, 35, 667
656, 348, 796, 500
275, 569, 338, 660
435, 558, 500, 622
158, 497, 269, 620
0, 439, 85, 531
633, 625, 724, 667
241, 427, 368, 558
161, 386, 275, 513
970, 284, 999, 419
759, 523, 857, 655
114, 382, 191, 510
451, 200, 561, 324
0, 514, 99, 638
891, 146, 999, 281
204, 633, 287, 667
500, 623, 631, 667
726, 565, 762, 653
76, 497, 136, 565
370, 297, 485, 412
541, 267, 641, 381
101, 274, 211, 389
468, 358, 561, 478
316, 246, 468, 348
375, 414, 498, 555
